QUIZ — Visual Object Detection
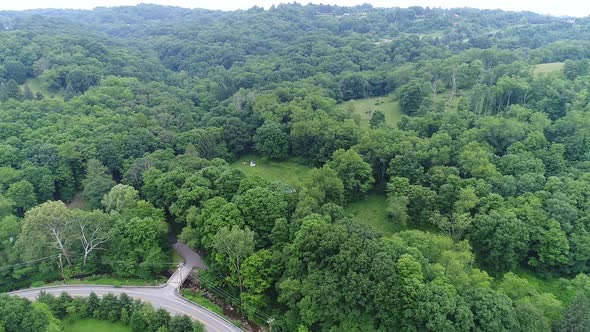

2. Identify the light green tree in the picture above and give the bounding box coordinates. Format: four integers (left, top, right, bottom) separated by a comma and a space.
213, 226, 255, 294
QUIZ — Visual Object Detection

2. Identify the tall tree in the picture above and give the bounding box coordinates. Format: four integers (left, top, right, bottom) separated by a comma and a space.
101, 184, 139, 213
233, 187, 288, 247
398, 80, 432, 115
107, 206, 168, 278
328, 149, 374, 201
5, 180, 36, 216
72, 210, 112, 266
15, 201, 74, 267
557, 292, 590, 332
254, 121, 290, 160
369, 110, 386, 129
83, 159, 116, 209
470, 210, 530, 273
213, 226, 255, 295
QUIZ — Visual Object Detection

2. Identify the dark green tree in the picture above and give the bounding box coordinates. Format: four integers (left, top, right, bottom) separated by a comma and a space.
254, 121, 290, 160
369, 110, 386, 129
328, 149, 374, 201
556, 292, 590, 332
5, 180, 36, 215
398, 80, 432, 115
470, 210, 530, 273
169, 315, 194, 332
23, 85, 33, 100
83, 159, 116, 209
233, 187, 288, 247
85, 292, 100, 318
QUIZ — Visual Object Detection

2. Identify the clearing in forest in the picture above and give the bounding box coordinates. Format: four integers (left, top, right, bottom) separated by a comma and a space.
22, 78, 60, 98
532, 62, 564, 78
336, 96, 402, 128
344, 193, 397, 236
230, 154, 313, 186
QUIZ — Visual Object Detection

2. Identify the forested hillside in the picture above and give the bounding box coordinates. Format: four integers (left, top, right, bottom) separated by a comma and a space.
1, 4, 590, 331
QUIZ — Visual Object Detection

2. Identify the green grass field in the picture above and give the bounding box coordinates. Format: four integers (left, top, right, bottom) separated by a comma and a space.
344, 193, 397, 236
63, 319, 130, 332
22, 77, 61, 99
25, 78, 43, 94
230, 154, 314, 187
344, 193, 438, 236
336, 96, 402, 128
532, 62, 564, 78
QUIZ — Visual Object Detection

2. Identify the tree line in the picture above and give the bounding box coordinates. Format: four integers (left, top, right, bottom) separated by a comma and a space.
1, 3, 590, 331
0, 292, 205, 332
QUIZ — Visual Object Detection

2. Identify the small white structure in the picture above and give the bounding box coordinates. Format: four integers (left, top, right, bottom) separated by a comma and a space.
249, 161, 256, 167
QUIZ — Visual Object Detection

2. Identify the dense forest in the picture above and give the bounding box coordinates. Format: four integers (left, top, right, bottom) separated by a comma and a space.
1, 3, 590, 331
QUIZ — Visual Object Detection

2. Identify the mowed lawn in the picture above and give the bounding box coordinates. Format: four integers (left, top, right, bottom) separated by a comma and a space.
63, 319, 131, 332
336, 96, 402, 128
532, 62, 564, 78
230, 154, 314, 186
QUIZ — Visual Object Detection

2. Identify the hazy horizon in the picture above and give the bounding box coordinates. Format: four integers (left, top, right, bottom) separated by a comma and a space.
0, 0, 588, 18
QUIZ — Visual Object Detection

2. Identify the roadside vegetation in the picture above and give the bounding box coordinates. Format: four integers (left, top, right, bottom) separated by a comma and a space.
33, 275, 167, 288
0, 292, 205, 332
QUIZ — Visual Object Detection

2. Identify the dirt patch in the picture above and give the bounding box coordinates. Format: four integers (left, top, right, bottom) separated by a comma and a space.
66, 192, 89, 210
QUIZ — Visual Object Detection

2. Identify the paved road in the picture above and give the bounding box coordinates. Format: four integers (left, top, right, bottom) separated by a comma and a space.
7, 243, 241, 332
168, 243, 207, 288
174, 242, 208, 270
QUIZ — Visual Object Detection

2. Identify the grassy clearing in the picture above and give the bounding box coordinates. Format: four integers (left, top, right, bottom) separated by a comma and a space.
230, 154, 313, 187
336, 96, 402, 128
24, 78, 43, 95
344, 193, 438, 236
23, 77, 60, 98
63, 319, 130, 332
344, 193, 399, 236
532, 62, 564, 78
512, 268, 577, 304
410, 31, 445, 39
231, 155, 402, 236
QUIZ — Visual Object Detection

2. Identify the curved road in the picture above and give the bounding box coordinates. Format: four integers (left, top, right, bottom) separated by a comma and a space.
7, 243, 241, 332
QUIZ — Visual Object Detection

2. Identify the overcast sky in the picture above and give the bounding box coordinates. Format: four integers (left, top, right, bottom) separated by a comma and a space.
0, 0, 588, 17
